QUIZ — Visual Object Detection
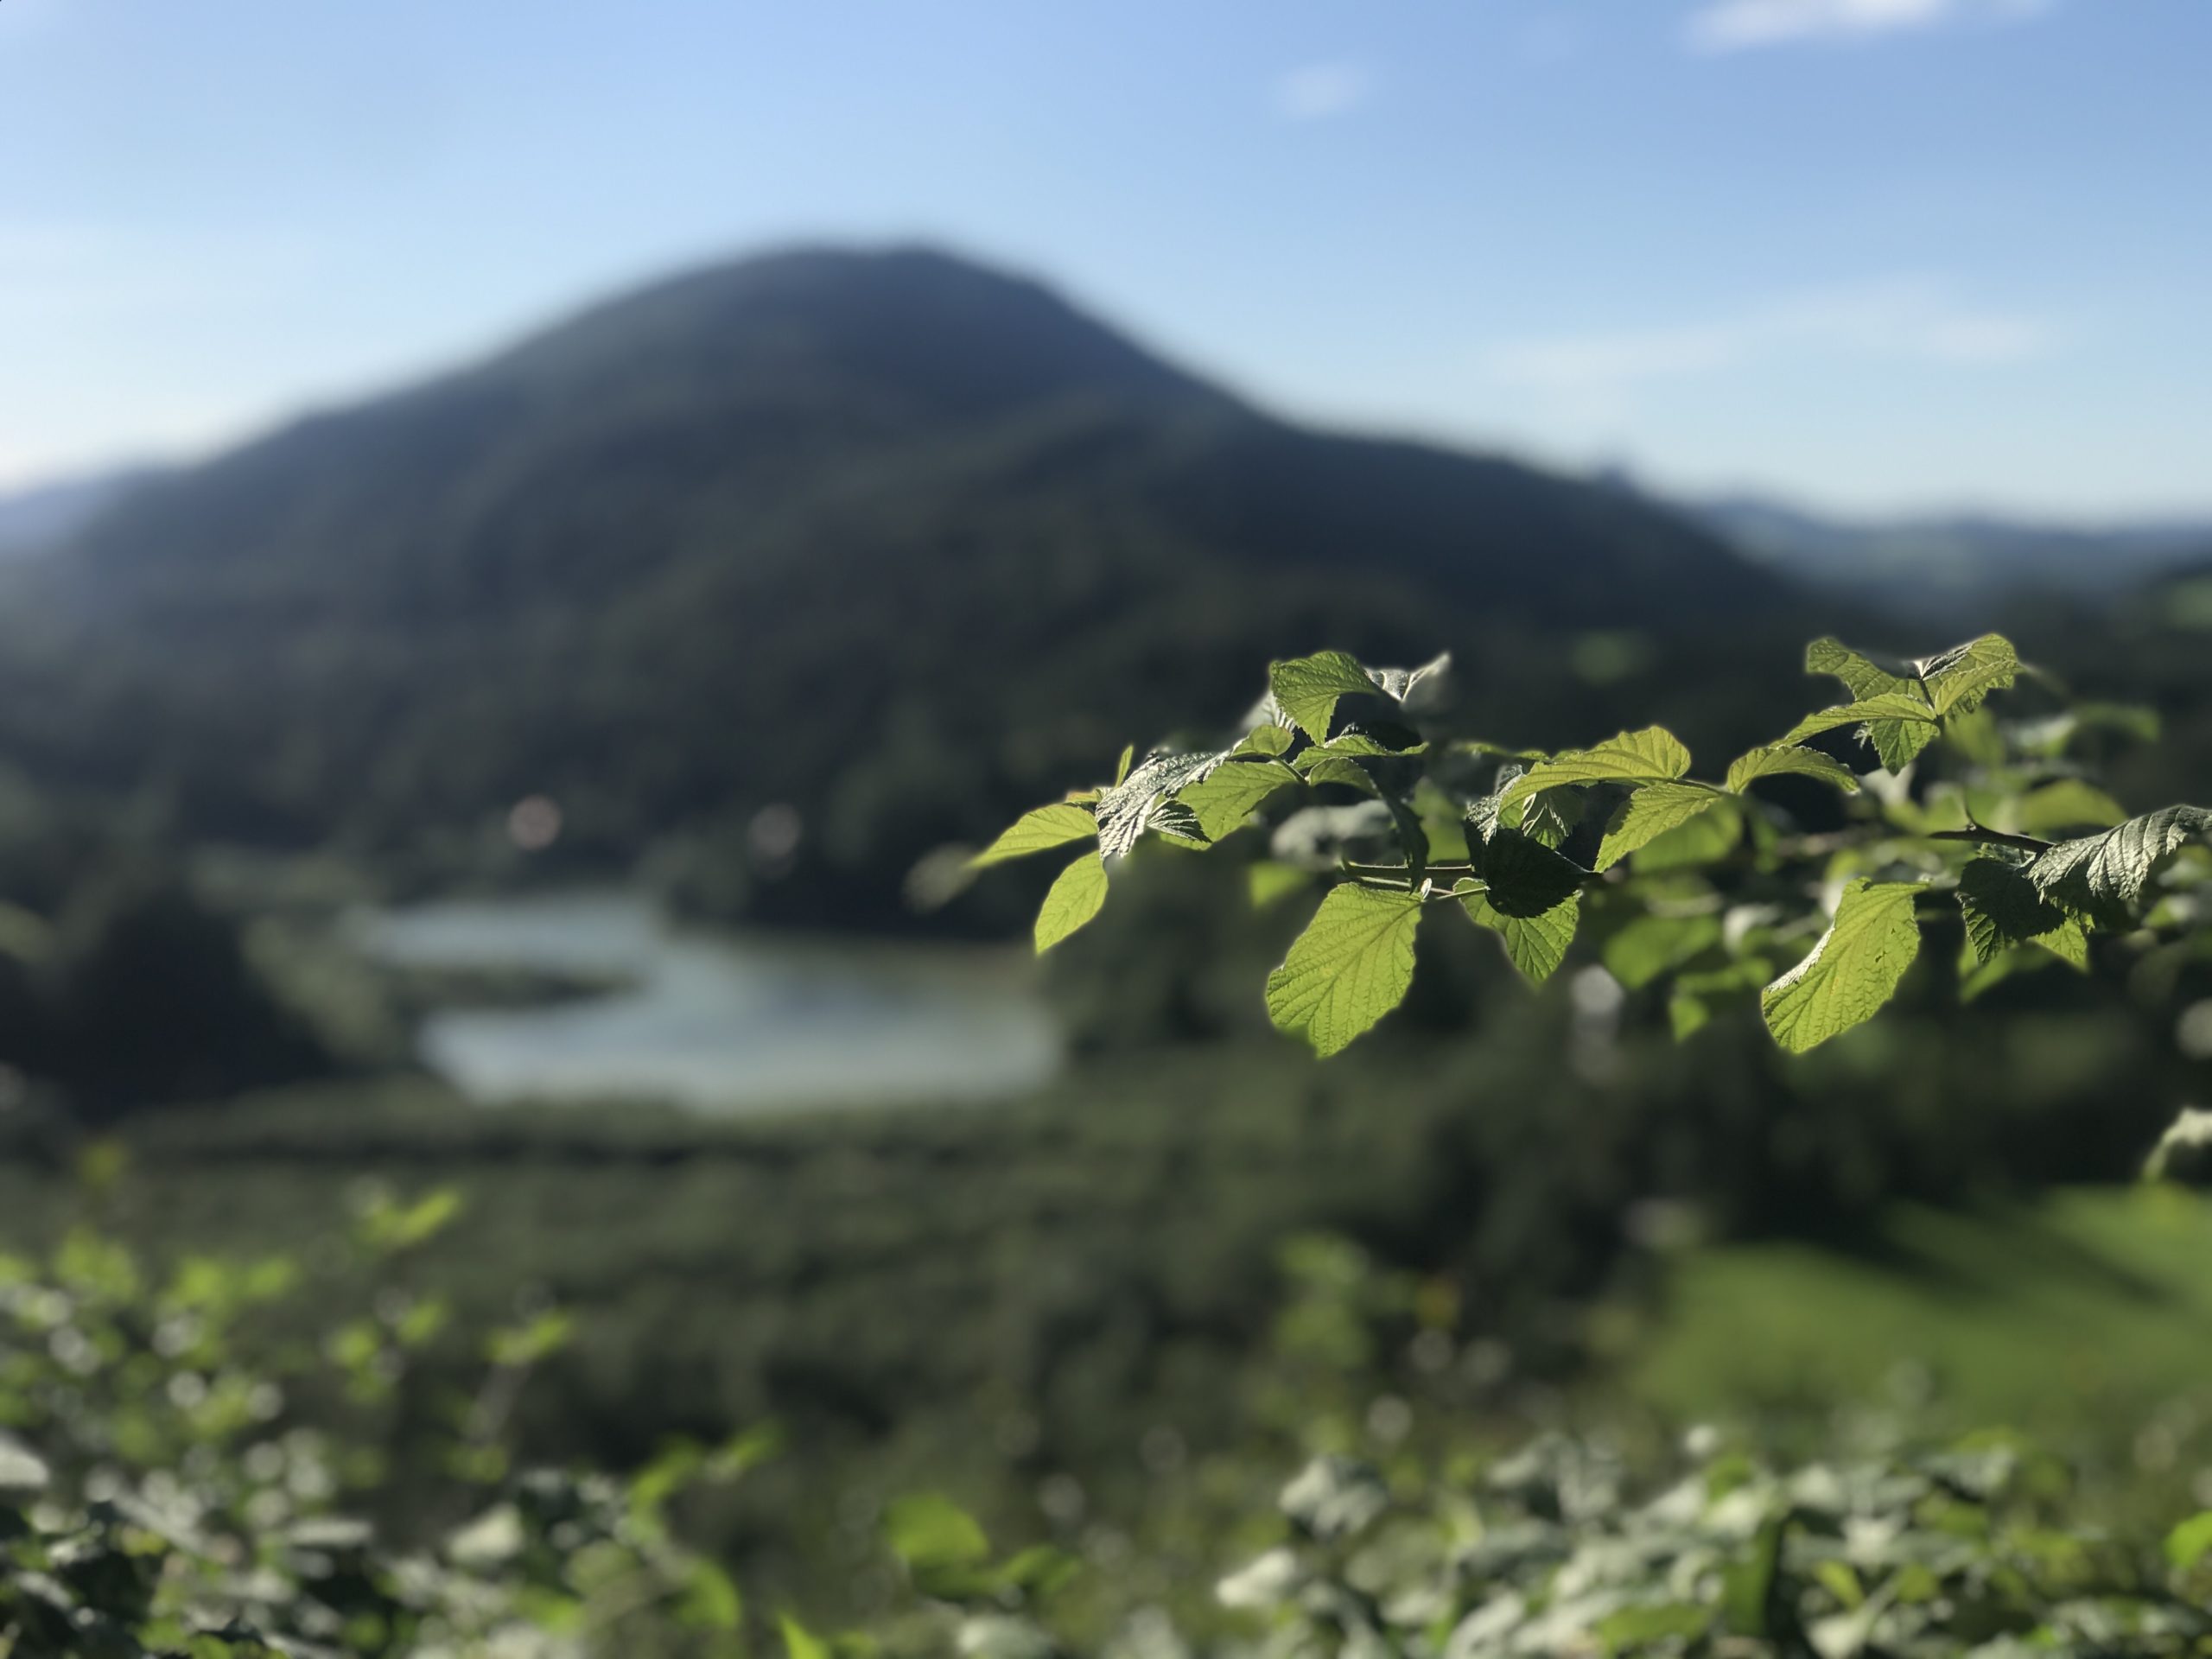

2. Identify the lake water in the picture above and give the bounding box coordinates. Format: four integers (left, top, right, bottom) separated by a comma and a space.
351, 891, 1062, 1112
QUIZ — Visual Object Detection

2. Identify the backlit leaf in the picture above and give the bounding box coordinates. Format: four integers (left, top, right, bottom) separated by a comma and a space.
1920, 632, 2019, 716
1248, 860, 1309, 909
2027, 804, 2212, 923
1596, 782, 1725, 871
2164, 1510, 2212, 1572
1096, 750, 1228, 858
1760, 879, 1924, 1054
1604, 912, 1723, 991
1497, 727, 1692, 813
1265, 885, 1426, 1058
883, 1493, 991, 1571
1774, 693, 1941, 765
1631, 799, 1742, 872
1726, 746, 1861, 795
1034, 854, 1108, 953
969, 803, 1096, 868
1459, 887, 1579, 984
1175, 759, 1302, 841
1269, 652, 1382, 744
2012, 779, 2126, 836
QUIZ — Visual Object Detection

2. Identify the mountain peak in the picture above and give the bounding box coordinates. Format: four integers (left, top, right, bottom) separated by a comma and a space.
486, 242, 1222, 421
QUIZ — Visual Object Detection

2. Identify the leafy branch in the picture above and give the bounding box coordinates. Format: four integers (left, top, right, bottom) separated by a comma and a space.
975, 632, 2208, 1059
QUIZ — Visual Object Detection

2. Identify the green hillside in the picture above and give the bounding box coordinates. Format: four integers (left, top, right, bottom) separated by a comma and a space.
0, 246, 1800, 930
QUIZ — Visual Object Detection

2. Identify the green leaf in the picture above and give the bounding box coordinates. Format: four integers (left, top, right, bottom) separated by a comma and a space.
1300, 753, 1380, 793
1248, 861, 1309, 909
1958, 942, 2062, 1003
2012, 778, 2127, 836
1293, 730, 1426, 763
1268, 651, 1382, 744
1174, 759, 1302, 841
1631, 800, 1741, 872
1804, 636, 1916, 694
1726, 746, 1861, 794
676, 1560, 743, 1630
1113, 743, 1134, 785
1802, 635, 2017, 765
1669, 994, 1711, 1040
969, 804, 1097, 868
1470, 827, 1587, 916
884, 1493, 991, 1572
1596, 782, 1724, 871
1518, 785, 1585, 849
779, 1614, 831, 1659
1603, 913, 1723, 991
2027, 804, 2212, 923
1721, 1514, 1791, 1638
1034, 854, 1108, 953
1498, 727, 1692, 813
1460, 887, 1579, 984
1596, 1603, 1710, 1651
1096, 750, 1227, 858
1774, 692, 1942, 764
1919, 632, 2019, 716
1364, 650, 1452, 704
1414, 779, 1471, 863
1234, 723, 1295, 759
1760, 879, 1925, 1054
1668, 959, 1771, 1041
1265, 885, 1426, 1057
2164, 1510, 2212, 1572
1955, 858, 2088, 969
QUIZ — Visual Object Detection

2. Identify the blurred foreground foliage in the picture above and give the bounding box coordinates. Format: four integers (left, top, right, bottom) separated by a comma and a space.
4, 1195, 2212, 1656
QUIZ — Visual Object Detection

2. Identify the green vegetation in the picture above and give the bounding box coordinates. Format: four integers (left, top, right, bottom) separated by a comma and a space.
0, 250, 1797, 936
1614, 1188, 2212, 1516
7, 249, 2212, 1653
980, 632, 2212, 1067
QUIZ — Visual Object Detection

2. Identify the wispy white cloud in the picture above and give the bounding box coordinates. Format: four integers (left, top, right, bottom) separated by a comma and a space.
1686, 0, 2050, 54
1273, 60, 1376, 122
1489, 279, 2052, 421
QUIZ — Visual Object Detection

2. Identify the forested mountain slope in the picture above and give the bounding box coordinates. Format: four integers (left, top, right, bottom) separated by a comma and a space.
0, 246, 1799, 927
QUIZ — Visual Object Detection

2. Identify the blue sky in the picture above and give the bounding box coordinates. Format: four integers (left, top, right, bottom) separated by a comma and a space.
4, 0, 2208, 516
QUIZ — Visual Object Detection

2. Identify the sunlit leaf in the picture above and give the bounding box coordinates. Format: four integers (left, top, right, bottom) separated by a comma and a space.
1919, 632, 2019, 717
1174, 759, 1301, 842
1725, 746, 1861, 795
969, 804, 1096, 868
2027, 804, 2212, 924
1760, 879, 1924, 1053
1268, 651, 1382, 744
1096, 750, 1227, 858
2164, 1510, 2212, 1572
1631, 798, 1741, 872
1596, 782, 1725, 871
779, 1613, 831, 1659
1265, 885, 1425, 1057
1459, 886, 1579, 984
1248, 860, 1310, 909
1497, 726, 1692, 813
2012, 779, 2127, 836
1034, 853, 1109, 953
883, 1493, 992, 1571
1603, 912, 1723, 991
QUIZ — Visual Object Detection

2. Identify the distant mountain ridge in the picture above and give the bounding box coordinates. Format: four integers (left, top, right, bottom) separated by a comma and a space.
0, 245, 1800, 927
0, 467, 153, 561
1684, 491, 2212, 620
